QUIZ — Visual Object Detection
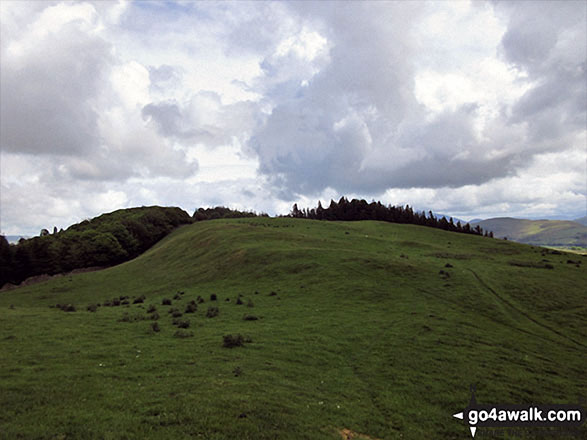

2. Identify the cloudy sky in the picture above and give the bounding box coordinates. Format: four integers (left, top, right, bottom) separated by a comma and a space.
1, 0, 585, 235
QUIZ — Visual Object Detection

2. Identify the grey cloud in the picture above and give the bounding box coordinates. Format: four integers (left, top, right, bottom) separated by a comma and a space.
497, 1, 586, 144
245, 1, 586, 200
0, 24, 113, 156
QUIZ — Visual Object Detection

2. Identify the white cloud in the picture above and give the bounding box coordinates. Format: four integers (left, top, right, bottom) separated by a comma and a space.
0, 0, 585, 236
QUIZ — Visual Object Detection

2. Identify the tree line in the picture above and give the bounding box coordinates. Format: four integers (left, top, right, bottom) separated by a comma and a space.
288, 197, 493, 237
0, 207, 192, 288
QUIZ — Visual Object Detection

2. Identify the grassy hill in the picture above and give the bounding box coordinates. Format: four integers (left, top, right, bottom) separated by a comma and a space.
471, 217, 587, 249
0, 218, 585, 439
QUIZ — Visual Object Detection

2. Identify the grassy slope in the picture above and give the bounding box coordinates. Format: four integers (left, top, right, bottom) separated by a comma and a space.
473, 217, 587, 247
0, 218, 585, 439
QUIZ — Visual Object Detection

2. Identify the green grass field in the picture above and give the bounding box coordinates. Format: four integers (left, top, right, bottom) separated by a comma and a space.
1, 218, 586, 439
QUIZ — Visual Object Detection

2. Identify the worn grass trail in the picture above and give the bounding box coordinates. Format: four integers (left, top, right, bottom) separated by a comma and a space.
1, 218, 585, 439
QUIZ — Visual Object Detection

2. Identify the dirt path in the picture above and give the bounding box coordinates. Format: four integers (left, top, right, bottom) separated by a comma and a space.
468, 269, 585, 349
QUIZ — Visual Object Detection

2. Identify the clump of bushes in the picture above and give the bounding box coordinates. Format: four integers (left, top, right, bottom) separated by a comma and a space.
133, 295, 146, 304
174, 320, 190, 329
56, 304, 76, 312
162, 298, 172, 306
173, 330, 194, 338
185, 301, 197, 313
87, 304, 98, 312
222, 334, 250, 348
171, 310, 183, 318
119, 311, 146, 322
206, 306, 219, 318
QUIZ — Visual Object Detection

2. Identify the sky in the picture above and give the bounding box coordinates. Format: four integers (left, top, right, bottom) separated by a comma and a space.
0, 0, 586, 236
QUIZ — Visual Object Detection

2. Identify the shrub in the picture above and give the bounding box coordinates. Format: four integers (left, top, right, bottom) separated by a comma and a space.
197, 296, 204, 304
150, 312, 160, 320
146, 304, 157, 313
206, 307, 219, 318
112, 298, 121, 306
171, 310, 183, 318
185, 302, 197, 313
173, 292, 182, 300
236, 297, 243, 305
173, 330, 194, 338
176, 320, 190, 329
151, 322, 160, 332
269, 291, 277, 296
223, 334, 245, 348
444, 263, 453, 268
103, 300, 112, 307
133, 295, 146, 304
61, 304, 76, 312
223, 334, 251, 348
210, 293, 217, 301
121, 300, 129, 305
225, 298, 230, 302
119, 311, 145, 322
243, 315, 258, 321
233, 366, 243, 377
162, 298, 172, 306
87, 304, 98, 312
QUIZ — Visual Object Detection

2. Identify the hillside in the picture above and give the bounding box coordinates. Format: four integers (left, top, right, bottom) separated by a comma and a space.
0, 218, 585, 439
471, 217, 587, 248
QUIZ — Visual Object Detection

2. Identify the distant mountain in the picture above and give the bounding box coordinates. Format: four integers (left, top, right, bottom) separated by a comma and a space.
574, 216, 587, 227
470, 217, 587, 247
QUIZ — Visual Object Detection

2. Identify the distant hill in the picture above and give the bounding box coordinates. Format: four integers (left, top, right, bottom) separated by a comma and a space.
471, 217, 587, 247
574, 216, 587, 227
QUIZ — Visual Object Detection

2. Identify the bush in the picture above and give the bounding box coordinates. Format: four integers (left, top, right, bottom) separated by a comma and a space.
210, 293, 217, 301
223, 334, 245, 348
57, 304, 76, 312
197, 296, 204, 304
150, 312, 160, 320
173, 292, 182, 300
147, 304, 157, 313
185, 302, 197, 313
119, 311, 145, 322
173, 330, 194, 338
243, 315, 258, 321
269, 291, 277, 296
112, 298, 121, 306
121, 300, 129, 305
162, 298, 172, 306
103, 300, 112, 307
87, 304, 98, 312
171, 310, 183, 318
236, 297, 243, 305
133, 295, 146, 304
206, 306, 219, 318
151, 322, 160, 332
175, 320, 190, 329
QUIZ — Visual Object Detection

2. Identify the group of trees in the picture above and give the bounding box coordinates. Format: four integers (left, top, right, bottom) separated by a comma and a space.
0, 207, 192, 288
289, 197, 493, 238
193, 206, 268, 221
